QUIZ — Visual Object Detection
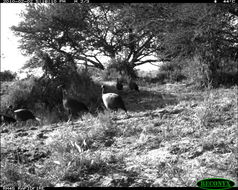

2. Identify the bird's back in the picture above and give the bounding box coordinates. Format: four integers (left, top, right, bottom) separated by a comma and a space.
14, 109, 35, 121
102, 93, 117, 108
102, 93, 126, 111
64, 98, 88, 113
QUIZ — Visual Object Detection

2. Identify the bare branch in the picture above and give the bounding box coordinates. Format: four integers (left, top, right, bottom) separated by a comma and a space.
134, 59, 158, 66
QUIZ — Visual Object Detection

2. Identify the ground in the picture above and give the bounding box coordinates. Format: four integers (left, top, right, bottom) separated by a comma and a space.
1, 81, 237, 187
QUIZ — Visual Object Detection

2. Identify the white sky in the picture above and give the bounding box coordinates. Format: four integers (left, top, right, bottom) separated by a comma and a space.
1, 3, 28, 73
0, 4, 159, 75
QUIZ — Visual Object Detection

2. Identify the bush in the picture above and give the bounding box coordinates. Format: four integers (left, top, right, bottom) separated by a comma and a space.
216, 60, 238, 86
30, 76, 63, 113
0, 70, 17, 82
30, 70, 102, 117
0, 70, 102, 123
2, 77, 36, 112
183, 57, 238, 88
156, 71, 168, 83
156, 61, 186, 83
182, 56, 211, 88
69, 70, 102, 112
216, 71, 238, 87
102, 58, 138, 81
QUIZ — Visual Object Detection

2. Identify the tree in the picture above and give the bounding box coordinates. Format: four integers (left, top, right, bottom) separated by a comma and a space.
85, 4, 159, 67
11, 4, 104, 76
0, 70, 17, 82
135, 3, 238, 87
11, 3, 160, 79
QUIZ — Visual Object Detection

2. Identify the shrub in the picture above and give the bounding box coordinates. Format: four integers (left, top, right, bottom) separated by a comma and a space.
183, 57, 238, 88
157, 61, 186, 83
156, 71, 167, 83
182, 56, 212, 88
0, 70, 17, 82
102, 58, 138, 81
216, 71, 238, 87
216, 60, 238, 86
2, 77, 36, 111
30, 69, 101, 117
67, 70, 102, 112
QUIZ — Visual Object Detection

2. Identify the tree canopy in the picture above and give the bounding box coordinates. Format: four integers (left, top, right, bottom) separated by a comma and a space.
11, 3, 238, 86
12, 4, 158, 76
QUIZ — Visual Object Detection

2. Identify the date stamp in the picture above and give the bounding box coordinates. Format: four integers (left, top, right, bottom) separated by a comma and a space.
2, 186, 44, 190
2, 0, 34, 3
2, 0, 90, 2
73, 0, 90, 3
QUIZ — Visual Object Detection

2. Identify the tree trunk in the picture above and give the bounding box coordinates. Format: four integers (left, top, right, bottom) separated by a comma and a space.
208, 60, 219, 88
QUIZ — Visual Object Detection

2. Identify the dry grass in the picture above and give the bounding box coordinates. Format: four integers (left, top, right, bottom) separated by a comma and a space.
1, 81, 237, 187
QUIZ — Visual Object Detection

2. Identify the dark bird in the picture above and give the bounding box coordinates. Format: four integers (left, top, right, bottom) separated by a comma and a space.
0, 114, 16, 124
101, 85, 128, 115
8, 106, 41, 122
57, 84, 89, 122
128, 79, 139, 92
116, 78, 123, 91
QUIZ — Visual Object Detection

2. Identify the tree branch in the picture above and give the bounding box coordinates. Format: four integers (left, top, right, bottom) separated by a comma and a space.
134, 59, 158, 66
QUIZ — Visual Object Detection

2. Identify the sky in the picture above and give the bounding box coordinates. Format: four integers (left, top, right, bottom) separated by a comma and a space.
1, 4, 159, 76
1, 4, 28, 73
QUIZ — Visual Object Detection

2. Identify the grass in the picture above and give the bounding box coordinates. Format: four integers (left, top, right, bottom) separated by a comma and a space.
1, 81, 237, 187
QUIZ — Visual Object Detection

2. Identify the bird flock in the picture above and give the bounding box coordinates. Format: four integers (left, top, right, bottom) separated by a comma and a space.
1, 78, 139, 125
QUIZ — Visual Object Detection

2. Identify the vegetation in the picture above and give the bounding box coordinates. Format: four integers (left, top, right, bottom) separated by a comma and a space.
0, 70, 17, 82
1, 82, 237, 187
1, 3, 237, 187
1, 77, 36, 111
11, 4, 157, 77
11, 3, 238, 87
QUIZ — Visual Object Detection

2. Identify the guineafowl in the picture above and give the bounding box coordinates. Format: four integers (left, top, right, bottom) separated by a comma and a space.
0, 114, 16, 124
57, 84, 89, 122
101, 85, 128, 115
116, 78, 123, 91
128, 79, 139, 92
8, 106, 41, 122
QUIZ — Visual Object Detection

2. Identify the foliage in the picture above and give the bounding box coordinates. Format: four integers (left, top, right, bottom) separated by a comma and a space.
2, 77, 36, 112
11, 4, 103, 72
156, 61, 186, 83
0, 70, 17, 82
1, 83, 237, 187
158, 4, 238, 87
183, 56, 238, 88
1, 70, 100, 123
11, 4, 158, 78
10, 3, 238, 88
102, 58, 138, 80
30, 76, 63, 113
216, 71, 238, 87
127, 3, 238, 87
30, 69, 101, 116
87, 4, 158, 64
